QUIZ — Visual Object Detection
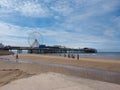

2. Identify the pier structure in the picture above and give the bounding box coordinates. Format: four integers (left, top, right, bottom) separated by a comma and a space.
8, 46, 97, 54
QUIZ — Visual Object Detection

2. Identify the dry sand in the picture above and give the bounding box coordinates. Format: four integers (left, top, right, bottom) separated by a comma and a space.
0, 72, 120, 90
0, 54, 120, 90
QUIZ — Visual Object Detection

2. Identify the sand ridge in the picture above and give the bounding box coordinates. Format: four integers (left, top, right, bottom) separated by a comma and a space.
0, 72, 120, 90
0, 69, 32, 87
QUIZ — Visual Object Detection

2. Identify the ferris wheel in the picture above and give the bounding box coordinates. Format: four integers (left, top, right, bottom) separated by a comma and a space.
28, 31, 44, 48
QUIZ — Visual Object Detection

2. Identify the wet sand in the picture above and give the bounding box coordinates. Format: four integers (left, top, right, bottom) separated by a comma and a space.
0, 54, 120, 89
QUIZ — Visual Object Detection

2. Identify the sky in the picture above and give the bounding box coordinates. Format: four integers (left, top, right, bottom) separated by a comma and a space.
0, 0, 120, 52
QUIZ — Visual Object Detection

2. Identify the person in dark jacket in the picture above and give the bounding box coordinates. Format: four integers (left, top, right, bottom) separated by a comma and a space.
77, 54, 79, 60
16, 54, 19, 63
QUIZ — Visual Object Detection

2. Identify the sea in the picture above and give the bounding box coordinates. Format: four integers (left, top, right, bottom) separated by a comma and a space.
76, 52, 120, 60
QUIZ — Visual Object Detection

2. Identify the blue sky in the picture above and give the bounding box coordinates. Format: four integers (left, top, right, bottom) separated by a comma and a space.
0, 0, 120, 52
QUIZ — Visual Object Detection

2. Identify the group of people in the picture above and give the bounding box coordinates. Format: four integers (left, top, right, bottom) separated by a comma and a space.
64, 53, 80, 60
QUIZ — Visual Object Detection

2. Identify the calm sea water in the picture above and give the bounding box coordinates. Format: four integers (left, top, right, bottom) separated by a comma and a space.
77, 52, 120, 60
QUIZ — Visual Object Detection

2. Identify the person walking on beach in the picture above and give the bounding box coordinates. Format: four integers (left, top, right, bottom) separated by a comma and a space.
64, 54, 66, 57
15, 54, 19, 63
68, 53, 70, 58
72, 54, 75, 59
77, 54, 79, 60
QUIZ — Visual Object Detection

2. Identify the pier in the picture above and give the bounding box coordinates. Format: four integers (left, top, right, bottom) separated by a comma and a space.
7, 46, 97, 54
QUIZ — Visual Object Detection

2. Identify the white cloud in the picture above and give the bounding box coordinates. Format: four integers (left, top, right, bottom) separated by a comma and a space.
0, 0, 119, 18
104, 30, 116, 37
50, 0, 74, 16
0, 22, 30, 46
0, 0, 49, 17
1, 36, 27, 46
50, 0, 120, 32
0, 0, 16, 13
0, 0, 16, 8
0, 22, 27, 37
17, 1, 49, 17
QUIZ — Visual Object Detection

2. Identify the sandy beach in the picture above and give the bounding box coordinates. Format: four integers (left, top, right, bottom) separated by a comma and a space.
9, 54, 120, 72
0, 54, 120, 90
